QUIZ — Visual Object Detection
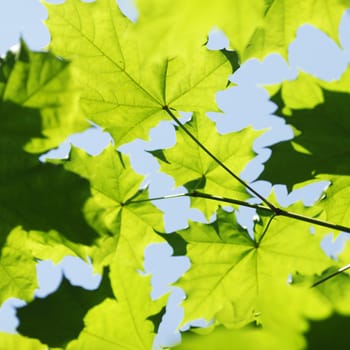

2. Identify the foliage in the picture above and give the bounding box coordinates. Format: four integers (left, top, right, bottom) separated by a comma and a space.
1, 0, 350, 348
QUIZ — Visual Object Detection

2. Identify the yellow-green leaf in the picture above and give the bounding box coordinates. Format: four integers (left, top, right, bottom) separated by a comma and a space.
44, 0, 233, 147
153, 113, 261, 218
168, 206, 330, 326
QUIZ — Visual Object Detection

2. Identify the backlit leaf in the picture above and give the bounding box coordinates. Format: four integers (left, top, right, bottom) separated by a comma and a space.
1, 1, 350, 348
153, 113, 261, 218
44, 0, 233, 147
61, 145, 165, 269
167, 206, 331, 326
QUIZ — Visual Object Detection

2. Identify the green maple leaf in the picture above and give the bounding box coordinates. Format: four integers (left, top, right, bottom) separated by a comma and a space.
44, 0, 233, 147
16, 269, 113, 348
3, 1, 349, 348
0, 114, 99, 246
174, 280, 330, 350
260, 85, 350, 228
62, 145, 165, 269
174, 253, 350, 350
152, 113, 261, 218
269, 65, 350, 111
166, 205, 331, 326
290, 240, 350, 317
176, 265, 350, 350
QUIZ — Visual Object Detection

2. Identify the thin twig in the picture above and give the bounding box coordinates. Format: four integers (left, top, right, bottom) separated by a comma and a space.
191, 191, 272, 211
127, 192, 192, 205
191, 192, 350, 233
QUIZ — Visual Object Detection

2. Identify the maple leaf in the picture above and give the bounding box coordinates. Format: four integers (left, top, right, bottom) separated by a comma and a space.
62, 145, 165, 269
165, 205, 331, 326
284, 268, 350, 350
2, 1, 350, 348
44, 0, 233, 147
152, 113, 261, 218
172, 284, 321, 350
174, 260, 350, 350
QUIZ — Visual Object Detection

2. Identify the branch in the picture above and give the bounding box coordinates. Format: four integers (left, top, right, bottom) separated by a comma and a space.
127, 190, 350, 233
127, 191, 271, 211
190, 191, 350, 233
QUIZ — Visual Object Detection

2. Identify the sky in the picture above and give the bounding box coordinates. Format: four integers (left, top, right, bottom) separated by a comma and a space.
1, 0, 350, 348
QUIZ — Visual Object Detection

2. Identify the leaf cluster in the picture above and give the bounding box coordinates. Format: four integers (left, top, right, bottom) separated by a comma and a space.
1, 0, 350, 349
